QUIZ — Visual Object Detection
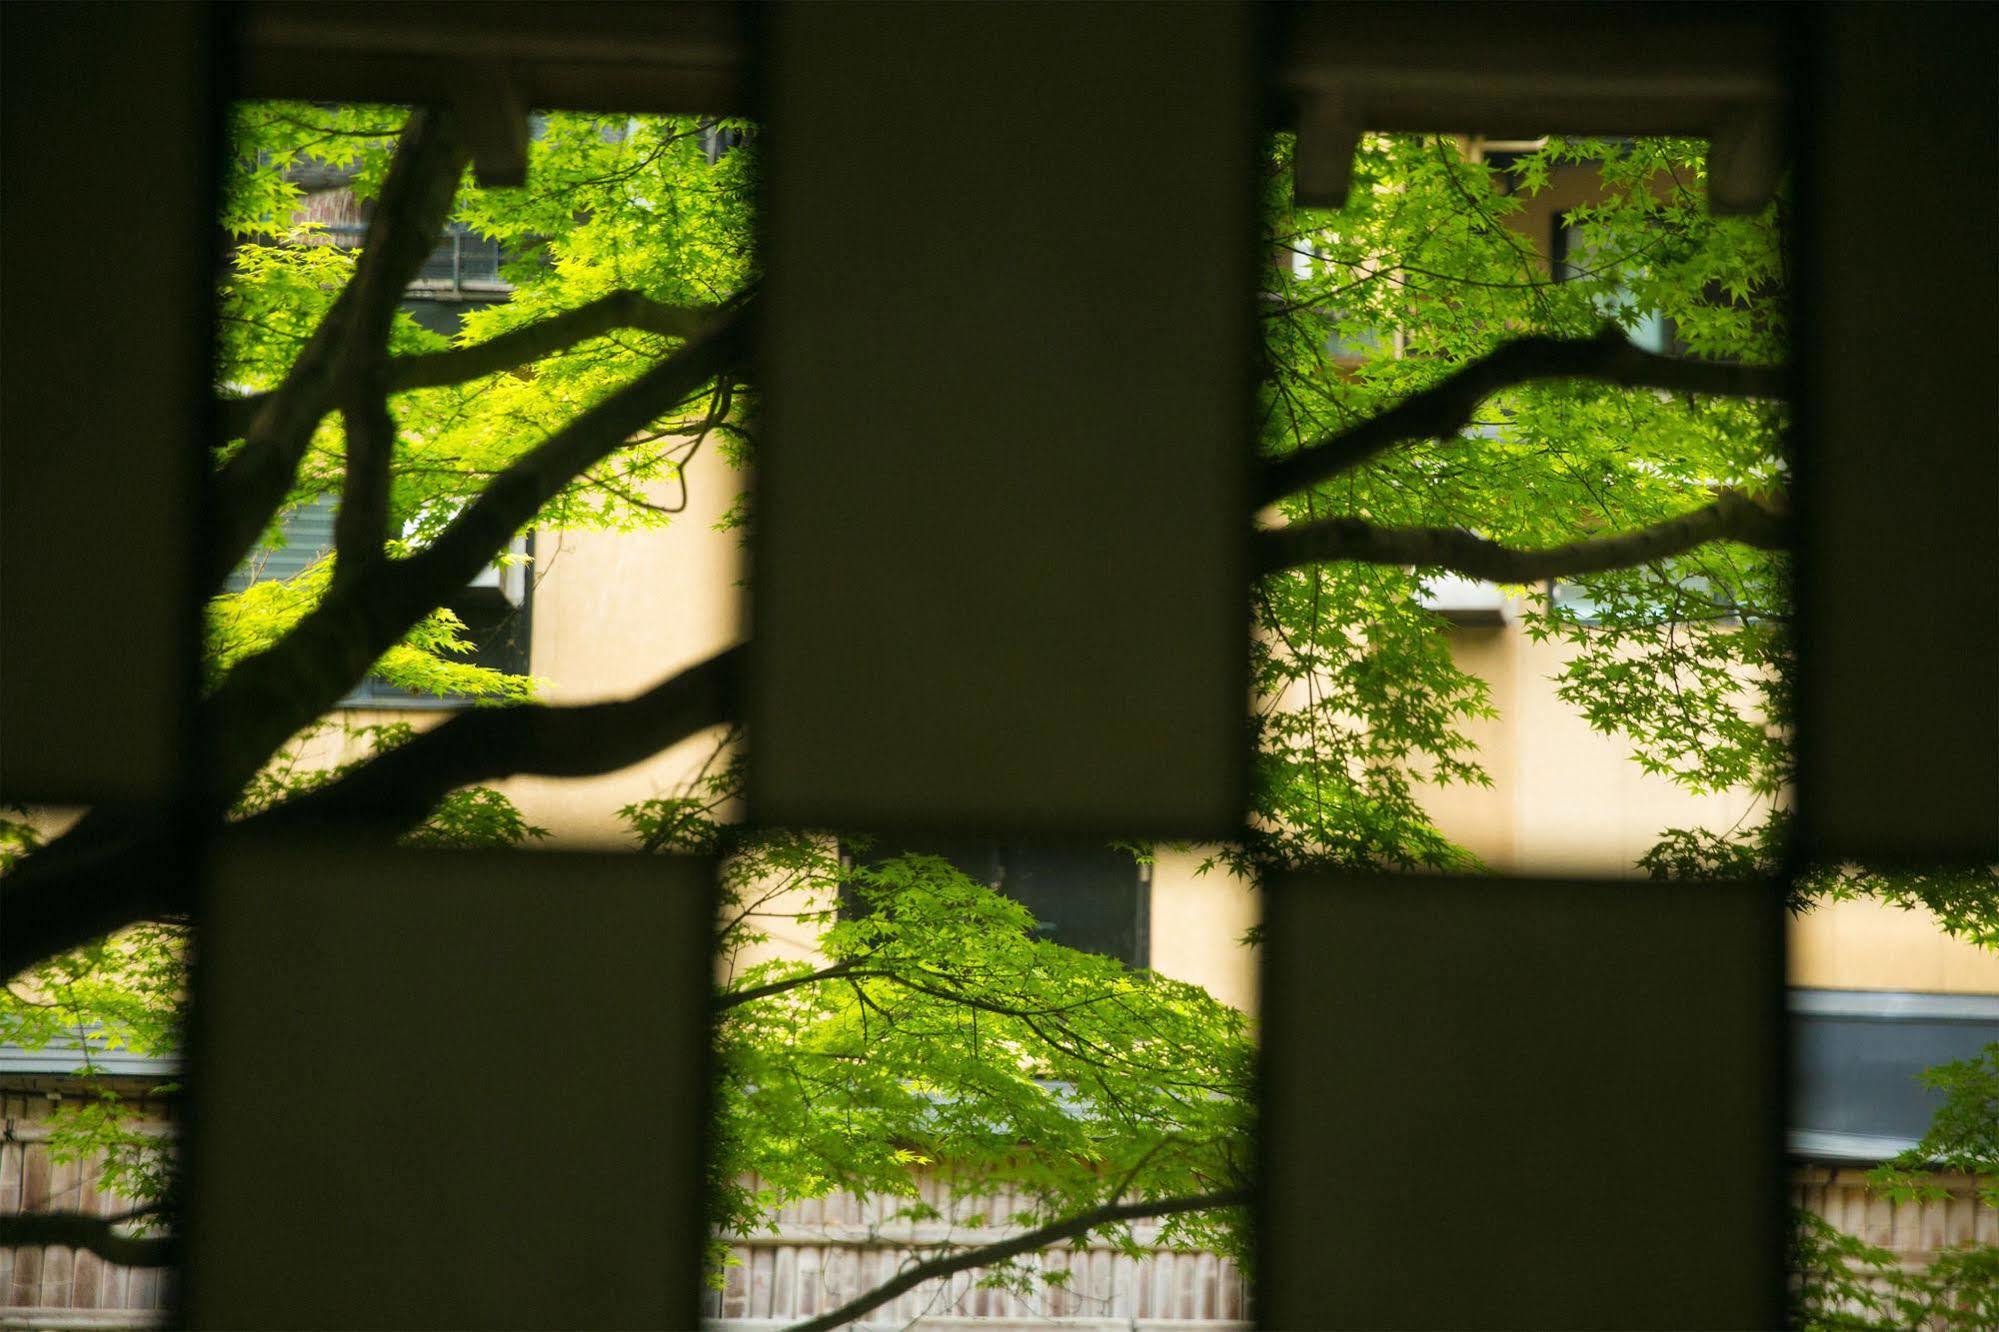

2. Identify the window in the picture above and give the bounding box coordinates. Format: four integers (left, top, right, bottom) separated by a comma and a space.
226, 494, 533, 707
701, 122, 744, 164
843, 839, 1150, 967
225, 207, 530, 703
1789, 989, 1999, 1161
1553, 210, 1676, 354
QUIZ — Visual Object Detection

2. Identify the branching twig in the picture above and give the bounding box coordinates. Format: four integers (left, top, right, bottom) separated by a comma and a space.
782, 1189, 1248, 1332
213, 290, 726, 441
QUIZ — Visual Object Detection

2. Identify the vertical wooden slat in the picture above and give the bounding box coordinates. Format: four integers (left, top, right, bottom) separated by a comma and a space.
1793, 5, 1999, 864
0, 0, 211, 805
750, 1243, 773, 1319
751, 0, 1255, 839
71, 1248, 100, 1310
721, 1248, 748, 1319
0, 1134, 20, 1212
130, 1263, 159, 1311
11, 1245, 42, 1310
21, 1148, 49, 1213
184, 846, 714, 1330
40, 1243, 73, 1310
1260, 873, 1779, 1329
796, 1245, 820, 1318
772, 1244, 796, 1320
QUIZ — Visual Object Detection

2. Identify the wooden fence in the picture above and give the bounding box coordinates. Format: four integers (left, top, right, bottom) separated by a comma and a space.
703, 1173, 1248, 1328
5, 1089, 1993, 1330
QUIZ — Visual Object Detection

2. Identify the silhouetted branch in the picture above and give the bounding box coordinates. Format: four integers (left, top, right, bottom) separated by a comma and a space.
0, 1213, 173, 1268
215, 290, 725, 440
3, 302, 750, 978
206, 109, 469, 590
1257, 491, 1786, 579
197, 297, 753, 816
263, 645, 745, 835
1257, 332, 1785, 508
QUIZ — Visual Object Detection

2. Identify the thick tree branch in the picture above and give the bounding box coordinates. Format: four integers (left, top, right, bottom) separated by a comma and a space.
3, 304, 750, 979
0, 1212, 174, 1268
0, 811, 187, 982
1256, 491, 1786, 580
199, 299, 753, 814
263, 645, 745, 835
1256, 332, 1785, 508
332, 369, 395, 583
215, 290, 725, 439
394, 295, 752, 607
783, 1189, 1249, 1332
0, 647, 744, 979
205, 110, 470, 591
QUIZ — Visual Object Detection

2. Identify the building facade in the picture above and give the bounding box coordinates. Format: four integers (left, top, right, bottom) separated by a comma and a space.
5, 149, 1995, 1329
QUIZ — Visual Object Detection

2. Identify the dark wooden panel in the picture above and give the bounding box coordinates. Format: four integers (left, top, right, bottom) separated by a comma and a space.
184, 845, 714, 1330
750, 1, 1255, 838
1258, 873, 1782, 1329
0, 3, 213, 804
1794, 7, 1999, 865
235, 1, 749, 115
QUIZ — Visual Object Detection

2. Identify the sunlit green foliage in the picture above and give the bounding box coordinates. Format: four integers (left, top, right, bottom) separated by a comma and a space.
629, 755, 1252, 1282
1254, 132, 1792, 875
1792, 1209, 1999, 1331
3, 105, 1990, 1316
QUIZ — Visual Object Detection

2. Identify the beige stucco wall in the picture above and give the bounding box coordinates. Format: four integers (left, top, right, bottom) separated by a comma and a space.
1146, 848, 1261, 1014
494, 444, 746, 847
318, 447, 1996, 1011
1424, 617, 1999, 998
306, 442, 745, 848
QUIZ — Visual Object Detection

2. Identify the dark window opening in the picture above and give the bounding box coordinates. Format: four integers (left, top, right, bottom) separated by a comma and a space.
1553, 210, 1680, 355
1789, 990, 1999, 1158
842, 839, 1150, 968
225, 497, 533, 708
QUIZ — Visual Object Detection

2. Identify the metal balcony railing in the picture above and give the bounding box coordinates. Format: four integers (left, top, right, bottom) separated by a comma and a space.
323, 222, 511, 295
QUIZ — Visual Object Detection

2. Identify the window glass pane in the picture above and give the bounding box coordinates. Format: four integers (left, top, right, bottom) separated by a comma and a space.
846, 839, 1148, 968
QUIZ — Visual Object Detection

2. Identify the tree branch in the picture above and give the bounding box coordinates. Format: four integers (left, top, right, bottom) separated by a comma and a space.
783, 1189, 1249, 1332
0, 809, 186, 982
0, 1212, 174, 1268
1256, 332, 1785, 508
1256, 491, 1786, 580
198, 298, 753, 812
262, 645, 745, 836
393, 295, 752, 607
206, 109, 470, 591
332, 370, 395, 583
215, 290, 726, 440
715, 961, 868, 1012
0, 648, 744, 979
4, 302, 749, 979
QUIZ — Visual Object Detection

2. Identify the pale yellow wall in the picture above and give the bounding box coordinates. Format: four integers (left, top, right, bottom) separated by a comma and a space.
1427, 625, 1761, 877
1791, 899, 1999, 994
497, 444, 746, 846
1424, 615, 1999, 998
1146, 848, 1261, 1014
310, 437, 1996, 1010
